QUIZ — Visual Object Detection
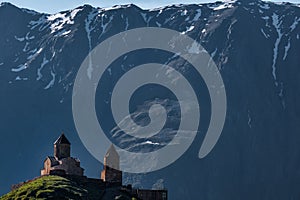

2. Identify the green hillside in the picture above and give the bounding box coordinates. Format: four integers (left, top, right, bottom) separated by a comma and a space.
0, 175, 135, 200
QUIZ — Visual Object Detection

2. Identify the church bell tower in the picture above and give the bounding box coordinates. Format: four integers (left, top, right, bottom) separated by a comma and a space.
101, 144, 122, 185
54, 133, 71, 160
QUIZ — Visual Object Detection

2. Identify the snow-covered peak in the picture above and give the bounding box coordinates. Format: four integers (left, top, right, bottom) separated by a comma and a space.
46, 8, 83, 33
101, 4, 141, 11
207, 0, 237, 10
2, 0, 300, 93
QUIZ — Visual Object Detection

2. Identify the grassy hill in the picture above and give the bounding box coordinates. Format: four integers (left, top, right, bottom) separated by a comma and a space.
0, 175, 135, 200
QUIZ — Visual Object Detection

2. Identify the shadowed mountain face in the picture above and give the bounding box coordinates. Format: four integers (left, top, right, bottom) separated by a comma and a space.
1, 0, 300, 199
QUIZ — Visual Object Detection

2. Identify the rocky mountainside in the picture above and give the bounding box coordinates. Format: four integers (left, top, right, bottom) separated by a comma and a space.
0, 0, 300, 199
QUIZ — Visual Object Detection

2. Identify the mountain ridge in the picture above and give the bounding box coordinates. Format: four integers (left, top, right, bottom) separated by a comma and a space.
0, 0, 300, 199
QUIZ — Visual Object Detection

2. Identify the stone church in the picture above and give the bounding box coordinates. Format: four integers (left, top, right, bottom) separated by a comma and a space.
40, 133, 167, 200
41, 133, 84, 176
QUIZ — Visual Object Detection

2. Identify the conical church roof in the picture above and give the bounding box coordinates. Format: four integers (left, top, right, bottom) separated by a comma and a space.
54, 133, 71, 145
105, 144, 119, 158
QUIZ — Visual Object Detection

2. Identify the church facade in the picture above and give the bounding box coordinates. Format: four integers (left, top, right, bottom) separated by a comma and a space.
41, 134, 84, 176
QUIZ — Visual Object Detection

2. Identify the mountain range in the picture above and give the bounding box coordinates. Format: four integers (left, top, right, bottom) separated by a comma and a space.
0, 0, 300, 199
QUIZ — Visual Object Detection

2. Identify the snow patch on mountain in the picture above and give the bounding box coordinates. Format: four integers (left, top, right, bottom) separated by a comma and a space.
227, 19, 237, 40
262, 16, 271, 28
271, 13, 283, 87
25, 32, 35, 40
102, 4, 134, 11
37, 55, 49, 80
55, 29, 72, 37
23, 42, 30, 52
290, 17, 300, 32
141, 12, 152, 26
44, 69, 56, 89
209, 0, 236, 11
15, 76, 28, 81
192, 9, 202, 21
121, 14, 129, 30
99, 14, 114, 37
181, 9, 188, 16
85, 9, 99, 79
283, 38, 291, 61
247, 110, 252, 128
47, 8, 82, 33
259, 3, 270, 10
261, 28, 269, 38
29, 15, 49, 31
14, 36, 25, 42
181, 25, 195, 34
11, 64, 28, 72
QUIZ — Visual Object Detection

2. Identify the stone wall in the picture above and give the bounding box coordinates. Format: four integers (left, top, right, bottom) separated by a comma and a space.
136, 189, 168, 200
101, 166, 122, 185
54, 143, 70, 159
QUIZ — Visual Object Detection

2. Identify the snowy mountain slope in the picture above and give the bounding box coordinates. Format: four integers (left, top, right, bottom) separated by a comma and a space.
0, 1, 300, 199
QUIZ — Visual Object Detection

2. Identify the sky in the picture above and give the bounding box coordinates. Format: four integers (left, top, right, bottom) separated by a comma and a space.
1, 0, 299, 13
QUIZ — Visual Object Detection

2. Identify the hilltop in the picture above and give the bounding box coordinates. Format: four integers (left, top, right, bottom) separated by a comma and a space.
0, 175, 134, 200
0, 134, 167, 200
